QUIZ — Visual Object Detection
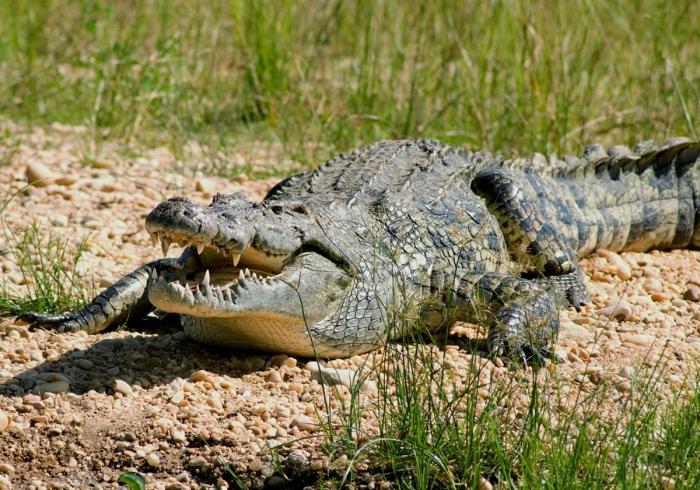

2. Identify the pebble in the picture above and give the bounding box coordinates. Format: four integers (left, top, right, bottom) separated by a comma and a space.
286, 450, 308, 469
146, 453, 161, 467
478, 476, 493, 490
172, 430, 187, 443
25, 162, 56, 187
274, 406, 291, 418
54, 176, 78, 186
291, 415, 319, 432
0, 476, 10, 490
560, 320, 590, 340
188, 456, 207, 469
598, 249, 632, 280
305, 361, 377, 393
683, 286, 700, 302
618, 365, 635, 379
113, 379, 133, 396
599, 300, 632, 321
265, 370, 283, 383
0, 463, 14, 474
189, 370, 214, 383
35, 381, 70, 395
643, 278, 664, 293
288, 382, 304, 394
0, 411, 9, 432
169, 391, 185, 405
195, 178, 216, 194
622, 334, 655, 347
616, 380, 632, 393
266, 475, 286, 487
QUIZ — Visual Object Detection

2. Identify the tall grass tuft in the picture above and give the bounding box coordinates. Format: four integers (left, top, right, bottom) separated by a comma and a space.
0, 0, 698, 168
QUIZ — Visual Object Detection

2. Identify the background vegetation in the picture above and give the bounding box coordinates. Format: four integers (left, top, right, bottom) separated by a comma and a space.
0, 0, 698, 167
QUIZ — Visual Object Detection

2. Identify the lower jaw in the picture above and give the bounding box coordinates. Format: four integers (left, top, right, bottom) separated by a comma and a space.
180, 314, 327, 356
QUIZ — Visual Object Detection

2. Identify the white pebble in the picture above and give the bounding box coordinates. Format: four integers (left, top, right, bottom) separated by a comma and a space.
25, 161, 56, 187
146, 453, 160, 467
172, 430, 187, 443
622, 334, 655, 347
305, 362, 377, 393
598, 249, 632, 280
618, 365, 635, 379
291, 415, 319, 432
599, 300, 632, 321
0, 411, 10, 432
113, 379, 133, 396
478, 475, 493, 490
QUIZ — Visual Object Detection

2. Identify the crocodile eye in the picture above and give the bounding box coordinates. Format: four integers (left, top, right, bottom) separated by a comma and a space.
270, 205, 284, 215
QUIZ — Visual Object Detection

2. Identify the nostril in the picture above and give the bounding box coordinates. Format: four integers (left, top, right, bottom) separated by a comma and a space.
292, 204, 309, 215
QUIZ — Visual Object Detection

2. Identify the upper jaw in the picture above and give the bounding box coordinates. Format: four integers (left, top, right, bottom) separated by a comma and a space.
144, 195, 306, 270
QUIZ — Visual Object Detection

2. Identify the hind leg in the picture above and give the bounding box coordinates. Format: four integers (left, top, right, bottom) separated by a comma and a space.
471, 168, 589, 309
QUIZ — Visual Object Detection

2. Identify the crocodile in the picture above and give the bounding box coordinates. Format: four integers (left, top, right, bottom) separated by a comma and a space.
21, 138, 700, 363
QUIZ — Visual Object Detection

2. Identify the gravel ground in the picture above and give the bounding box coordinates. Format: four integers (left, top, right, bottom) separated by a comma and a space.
0, 122, 699, 489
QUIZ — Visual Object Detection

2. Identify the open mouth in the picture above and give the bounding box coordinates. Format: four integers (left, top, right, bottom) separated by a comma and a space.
145, 230, 286, 315
145, 225, 353, 320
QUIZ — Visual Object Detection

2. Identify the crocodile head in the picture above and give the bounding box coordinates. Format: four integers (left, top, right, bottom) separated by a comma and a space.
144, 193, 388, 356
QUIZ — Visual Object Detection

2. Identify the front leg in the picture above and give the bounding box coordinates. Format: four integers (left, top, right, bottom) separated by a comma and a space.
450, 272, 560, 365
19, 253, 197, 334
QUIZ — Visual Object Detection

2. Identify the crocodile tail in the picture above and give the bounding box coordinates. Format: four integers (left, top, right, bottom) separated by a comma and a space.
517, 139, 700, 256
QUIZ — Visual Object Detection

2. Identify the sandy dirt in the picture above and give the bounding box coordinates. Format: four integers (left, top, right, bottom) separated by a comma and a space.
0, 122, 699, 489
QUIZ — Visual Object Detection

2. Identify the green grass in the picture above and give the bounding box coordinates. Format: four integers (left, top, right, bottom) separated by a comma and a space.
0, 213, 91, 317
0, 0, 698, 169
300, 329, 700, 489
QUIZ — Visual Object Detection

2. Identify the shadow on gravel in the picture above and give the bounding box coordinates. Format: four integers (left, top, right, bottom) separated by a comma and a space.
0, 317, 276, 398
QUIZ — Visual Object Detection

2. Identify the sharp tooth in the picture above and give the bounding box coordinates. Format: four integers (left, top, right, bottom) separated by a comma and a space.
160, 237, 171, 256
197, 243, 205, 255
149, 232, 158, 247
244, 268, 251, 278
202, 269, 210, 287
232, 253, 241, 266
251, 272, 258, 280
238, 270, 245, 281
185, 282, 190, 290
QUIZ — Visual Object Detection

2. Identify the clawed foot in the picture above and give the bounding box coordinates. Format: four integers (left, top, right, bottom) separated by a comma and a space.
535, 269, 591, 312
16, 312, 81, 333
489, 341, 562, 368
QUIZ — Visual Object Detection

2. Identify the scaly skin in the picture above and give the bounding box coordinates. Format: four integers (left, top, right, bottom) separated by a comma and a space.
21, 138, 700, 363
